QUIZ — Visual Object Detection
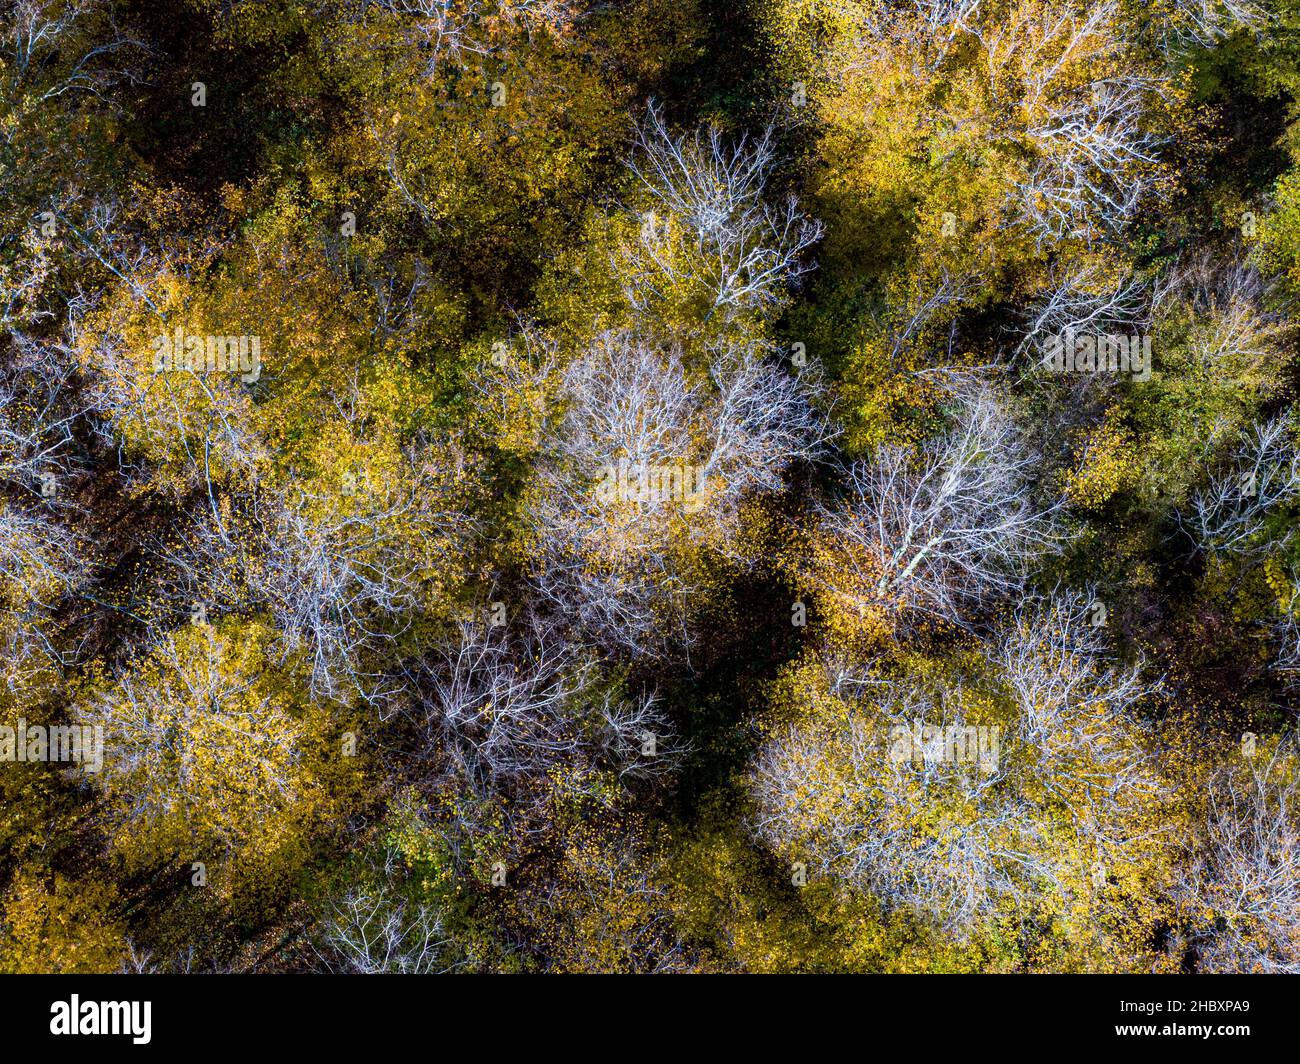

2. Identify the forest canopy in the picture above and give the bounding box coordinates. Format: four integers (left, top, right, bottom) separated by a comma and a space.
1, 0, 1298, 974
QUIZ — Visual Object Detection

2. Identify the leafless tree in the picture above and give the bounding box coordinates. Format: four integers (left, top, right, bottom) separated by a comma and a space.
813, 381, 1061, 628
55, 199, 170, 317
1017, 84, 1164, 243
1267, 574, 1300, 680
548, 330, 831, 520
167, 436, 471, 709
844, 0, 1171, 244
1177, 749, 1300, 974
995, 0, 1172, 243
0, 503, 85, 615
1019, 260, 1149, 358
0, 332, 81, 491
86, 321, 267, 495
623, 103, 824, 321
1153, 253, 1289, 373
0, 330, 88, 684
992, 590, 1163, 841
1, 0, 142, 107
881, 267, 982, 364
1150, 0, 1268, 53
360, 0, 487, 76
322, 889, 453, 973
318, 851, 458, 974
749, 651, 1026, 934
517, 327, 832, 655
533, 830, 697, 973
358, 0, 575, 75
0, 226, 57, 330
405, 607, 682, 833
0, 334, 86, 612
254, 488, 456, 706
1183, 415, 1300, 556
849, 0, 982, 75
1, 3, 145, 327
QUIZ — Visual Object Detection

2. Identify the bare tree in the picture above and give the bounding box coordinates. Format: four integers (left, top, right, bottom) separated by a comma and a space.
321, 888, 454, 973
405, 607, 682, 835
880, 267, 982, 365
361, 0, 487, 76
1, 3, 145, 327
1177, 749, 1300, 974
839, 0, 1172, 245
1153, 253, 1289, 374
0, 334, 86, 614
0, 330, 88, 687
623, 103, 824, 322
118, 941, 201, 974
749, 653, 1024, 934
1150, 0, 1268, 53
531, 827, 696, 973
523, 332, 699, 657
166, 434, 472, 709
253, 483, 459, 707
849, 0, 983, 76
516, 327, 832, 655
357, 0, 576, 76
992, 590, 1163, 842
1016, 83, 1164, 244
1019, 260, 1149, 358
318, 850, 459, 974
996, 0, 1171, 243
0, 503, 84, 615
812, 381, 1061, 629
1268, 572, 1300, 679
1, 0, 142, 107
0, 332, 81, 491
1183, 415, 1300, 556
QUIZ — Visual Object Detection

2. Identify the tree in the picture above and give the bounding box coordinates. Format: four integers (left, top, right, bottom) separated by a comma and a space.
1149, 0, 1267, 53
1176, 746, 1300, 974
751, 591, 1171, 958
175, 463, 470, 708
405, 606, 682, 837
1183, 414, 1300, 556
0, 870, 126, 975
0, 333, 86, 672
0, 0, 143, 329
510, 819, 695, 973
806, 381, 1060, 640
768, 0, 1180, 268
73, 620, 339, 874
1087, 253, 1296, 512
318, 845, 460, 974
495, 326, 831, 655
1020, 259, 1149, 355
353, 0, 627, 307
621, 102, 824, 327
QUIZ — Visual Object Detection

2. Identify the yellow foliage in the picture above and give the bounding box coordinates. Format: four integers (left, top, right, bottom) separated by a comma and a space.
0, 872, 126, 975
